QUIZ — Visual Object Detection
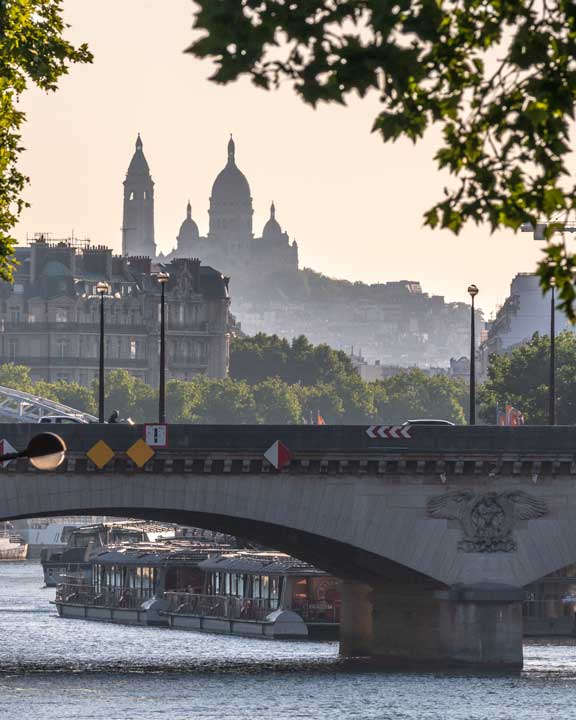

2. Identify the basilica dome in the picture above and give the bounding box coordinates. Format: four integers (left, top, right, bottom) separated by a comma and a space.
177, 202, 200, 249
210, 136, 251, 205
262, 202, 283, 240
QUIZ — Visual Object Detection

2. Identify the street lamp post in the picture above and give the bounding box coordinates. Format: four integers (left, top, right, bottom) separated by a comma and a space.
549, 284, 556, 426
96, 282, 110, 423
157, 272, 170, 424
468, 284, 479, 426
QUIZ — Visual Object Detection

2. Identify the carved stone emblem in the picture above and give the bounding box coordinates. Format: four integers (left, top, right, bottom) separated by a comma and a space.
427, 490, 548, 553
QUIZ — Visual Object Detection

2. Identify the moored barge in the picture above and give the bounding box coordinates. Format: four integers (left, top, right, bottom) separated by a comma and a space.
54, 542, 341, 639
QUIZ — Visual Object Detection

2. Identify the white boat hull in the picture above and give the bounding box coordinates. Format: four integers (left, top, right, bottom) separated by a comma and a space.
53, 601, 310, 639
54, 602, 152, 626
166, 608, 308, 639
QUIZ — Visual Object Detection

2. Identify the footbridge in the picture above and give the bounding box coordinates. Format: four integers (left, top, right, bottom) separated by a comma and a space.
2, 422, 576, 669
0, 385, 96, 423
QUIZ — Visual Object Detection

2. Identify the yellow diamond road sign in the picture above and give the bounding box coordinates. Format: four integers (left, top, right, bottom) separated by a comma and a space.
126, 438, 155, 468
86, 440, 114, 469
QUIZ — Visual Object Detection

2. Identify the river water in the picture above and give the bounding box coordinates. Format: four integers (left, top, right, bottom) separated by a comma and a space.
1, 563, 576, 720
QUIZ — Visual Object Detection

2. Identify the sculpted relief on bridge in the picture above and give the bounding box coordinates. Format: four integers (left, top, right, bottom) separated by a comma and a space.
427, 490, 548, 553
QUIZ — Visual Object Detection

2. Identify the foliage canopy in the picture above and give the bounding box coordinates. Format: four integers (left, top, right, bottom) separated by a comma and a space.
188, 1, 576, 316
0, 0, 91, 281
479, 331, 576, 424
0, 330, 468, 424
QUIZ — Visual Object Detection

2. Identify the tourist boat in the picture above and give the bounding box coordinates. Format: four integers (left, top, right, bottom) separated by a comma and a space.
41, 520, 174, 587
15, 516, 108, 559
164, 550, 340, 639
54, 543, 341, 639
53, 538, 232, 624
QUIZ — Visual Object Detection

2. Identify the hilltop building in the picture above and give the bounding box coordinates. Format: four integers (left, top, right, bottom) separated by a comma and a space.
122, 135, 298, 290
0, 235, 231, 385
119, 134, 480, 366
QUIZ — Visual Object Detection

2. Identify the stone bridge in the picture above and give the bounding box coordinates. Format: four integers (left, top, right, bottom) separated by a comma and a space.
2, 423, 576, 670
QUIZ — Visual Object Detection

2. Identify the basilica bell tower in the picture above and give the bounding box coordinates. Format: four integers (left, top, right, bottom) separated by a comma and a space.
122, 134, 156, 258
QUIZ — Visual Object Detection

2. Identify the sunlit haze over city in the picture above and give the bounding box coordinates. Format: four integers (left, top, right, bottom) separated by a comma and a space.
14, 0, 567, 317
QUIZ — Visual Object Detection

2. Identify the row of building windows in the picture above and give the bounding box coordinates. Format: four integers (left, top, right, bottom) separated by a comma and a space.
3, 338, 209, 362
1, 304, 206, 327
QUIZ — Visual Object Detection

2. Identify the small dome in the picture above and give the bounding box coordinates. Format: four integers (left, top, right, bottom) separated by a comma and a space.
210, 135, 251, 205
177, 201, 200, 248
127, 133, 150, 176
262, 202, 283, 240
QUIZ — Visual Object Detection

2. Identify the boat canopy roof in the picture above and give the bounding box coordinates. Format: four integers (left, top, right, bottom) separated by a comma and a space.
198, 551, 328, 577
69, 520, 170, 536
92, 540, 232, 568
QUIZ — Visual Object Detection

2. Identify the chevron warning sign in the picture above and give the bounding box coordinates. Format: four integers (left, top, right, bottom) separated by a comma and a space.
366, 425, 412, 439
264, 441, 292, 470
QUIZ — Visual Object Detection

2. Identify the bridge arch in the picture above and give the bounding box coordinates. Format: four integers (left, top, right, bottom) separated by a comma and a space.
1, 471, 439, 586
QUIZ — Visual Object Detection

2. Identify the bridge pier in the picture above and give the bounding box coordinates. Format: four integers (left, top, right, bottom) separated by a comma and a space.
369, 582, 524, 670
339, 581, 373, 657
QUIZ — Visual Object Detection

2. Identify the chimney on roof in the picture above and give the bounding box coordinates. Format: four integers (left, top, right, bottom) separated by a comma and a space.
125, 256, 152, 275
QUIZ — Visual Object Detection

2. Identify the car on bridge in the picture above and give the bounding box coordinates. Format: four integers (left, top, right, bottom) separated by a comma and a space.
403, 419, 456, 427
38, 415, 88, 425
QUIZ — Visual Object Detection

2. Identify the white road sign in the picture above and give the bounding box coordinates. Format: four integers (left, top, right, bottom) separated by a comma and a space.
144, 424, 168, 448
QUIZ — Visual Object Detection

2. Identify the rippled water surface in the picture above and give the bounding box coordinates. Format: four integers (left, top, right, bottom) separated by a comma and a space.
2, 562, 576, 719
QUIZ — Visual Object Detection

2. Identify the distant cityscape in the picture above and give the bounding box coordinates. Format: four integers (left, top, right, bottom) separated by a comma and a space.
2, 134, 571, 386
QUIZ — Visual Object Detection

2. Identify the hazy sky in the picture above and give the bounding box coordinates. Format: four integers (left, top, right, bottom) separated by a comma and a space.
14, 0, 569, 317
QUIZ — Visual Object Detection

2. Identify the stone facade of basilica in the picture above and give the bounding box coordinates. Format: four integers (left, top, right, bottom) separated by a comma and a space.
122, 135, 299, 287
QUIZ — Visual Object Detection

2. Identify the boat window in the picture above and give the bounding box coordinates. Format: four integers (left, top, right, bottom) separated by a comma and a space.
166, 567, 180, 591
270, 576, 279, 602
261, 575, 270, 601
292, 578, 309, 610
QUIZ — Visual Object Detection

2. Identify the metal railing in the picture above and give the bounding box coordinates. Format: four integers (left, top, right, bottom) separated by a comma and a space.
55, 583, 151, 609
163, 593, 341, 623
523, 600, 576, 619
164, 592, 277, 622
294, 601, 341, 624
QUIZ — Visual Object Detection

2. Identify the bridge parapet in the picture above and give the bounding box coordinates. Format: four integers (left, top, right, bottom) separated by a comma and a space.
0, 423, 575, 478
2, 450, 576, 479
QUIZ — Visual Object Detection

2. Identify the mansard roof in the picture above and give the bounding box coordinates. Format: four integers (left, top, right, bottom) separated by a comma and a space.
199, 266, 230, 299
